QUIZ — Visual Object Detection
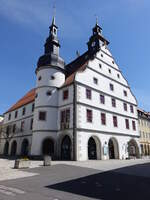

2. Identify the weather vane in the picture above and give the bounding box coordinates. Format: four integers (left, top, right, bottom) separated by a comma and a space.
94, 14, 98, 25
53, 0, 56, 17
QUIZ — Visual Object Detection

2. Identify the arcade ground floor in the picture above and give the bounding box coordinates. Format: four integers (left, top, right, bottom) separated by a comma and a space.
140, 141, 150, 156
0, 130, 141, 161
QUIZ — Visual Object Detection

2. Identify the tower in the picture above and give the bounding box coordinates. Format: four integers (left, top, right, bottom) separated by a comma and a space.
87, 20, 109, 52
31, 16, 65, 158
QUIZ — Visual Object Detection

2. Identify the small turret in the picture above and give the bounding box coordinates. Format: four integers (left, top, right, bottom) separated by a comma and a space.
87, 20, 109, 52
36, 16, 65, 72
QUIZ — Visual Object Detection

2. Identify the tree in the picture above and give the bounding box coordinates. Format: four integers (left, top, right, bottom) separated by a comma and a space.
0, 124, 20, 142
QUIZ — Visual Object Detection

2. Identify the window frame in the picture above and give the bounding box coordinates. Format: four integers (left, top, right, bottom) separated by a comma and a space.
39, 111, 47, 121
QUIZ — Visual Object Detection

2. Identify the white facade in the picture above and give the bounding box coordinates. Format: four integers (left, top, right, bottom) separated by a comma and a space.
0, 17, 140, 161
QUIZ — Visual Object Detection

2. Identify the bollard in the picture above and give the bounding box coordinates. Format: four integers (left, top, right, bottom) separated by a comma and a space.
43, 155, 51, 166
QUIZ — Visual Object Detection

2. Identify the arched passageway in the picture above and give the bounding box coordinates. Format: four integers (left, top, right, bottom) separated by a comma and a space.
42, 138, 54, 157
61, 136, 71, 160
108, 138, 119, 159
128, 139, 139, 158
21, 139, 29, 156
4, 141, 9, 156
11, 141, 17, 156
88, 136, 101, 160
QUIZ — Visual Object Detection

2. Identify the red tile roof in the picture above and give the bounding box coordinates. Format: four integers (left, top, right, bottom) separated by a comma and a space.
6, 88, 36, 113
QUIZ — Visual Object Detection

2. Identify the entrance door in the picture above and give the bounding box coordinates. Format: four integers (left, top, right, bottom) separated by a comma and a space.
108, 139, 115, 159
42, 139, 54, 156
11, 141, 17, 156
61, 136, 71, 160
88, 137, 97, 160
4, 141, 9, 156
21, 139, 29, 156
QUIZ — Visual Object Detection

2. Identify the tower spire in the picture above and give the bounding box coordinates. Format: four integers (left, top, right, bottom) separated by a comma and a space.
95, 14, 98, 26
36, 10, 65, 71
52, 3, 56, 25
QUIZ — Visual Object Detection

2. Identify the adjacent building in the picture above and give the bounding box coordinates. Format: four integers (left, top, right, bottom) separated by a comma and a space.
138, 109, 150, 156
0, 15, 140, 160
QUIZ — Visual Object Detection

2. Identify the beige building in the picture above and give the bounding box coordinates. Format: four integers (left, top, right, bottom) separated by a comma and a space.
0, 115, 4, 147
138, 109, 150, 156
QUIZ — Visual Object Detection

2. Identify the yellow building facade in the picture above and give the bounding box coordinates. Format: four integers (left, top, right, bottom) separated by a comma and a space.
138, 109, 150, 156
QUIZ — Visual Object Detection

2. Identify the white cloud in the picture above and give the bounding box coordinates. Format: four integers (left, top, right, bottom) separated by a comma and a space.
0, 0, 84, 39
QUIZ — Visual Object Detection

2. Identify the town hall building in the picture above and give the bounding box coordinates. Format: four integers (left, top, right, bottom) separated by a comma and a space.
0, 15, 140, 161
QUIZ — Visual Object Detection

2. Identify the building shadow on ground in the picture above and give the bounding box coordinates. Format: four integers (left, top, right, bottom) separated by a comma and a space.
46, 162, 150, 200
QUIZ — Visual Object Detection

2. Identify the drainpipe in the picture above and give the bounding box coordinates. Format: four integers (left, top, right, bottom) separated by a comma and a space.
73, 80, 77, 161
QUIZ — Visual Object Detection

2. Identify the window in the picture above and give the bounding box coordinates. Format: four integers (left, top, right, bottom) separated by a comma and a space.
101, 113, 106, 125
130, 105, 134, 113
63, 90, 69, 100
110, 83, 114, 91
30, 118, 33, 130
21, 121, 25, 132
35, 93, 38, 98
123, 103, 127, 111
15, 111, 18, 118
8, 113, 11, 121
38, 76, 42, 81
132, 121, 136, 131
100, 94, 105, 104
86, 89, 91, 99
125, 119, 129, 129
124, 90, 127, 97
6, 126, 10, 136
46, 90, 52, 96
66, 109, 70, 123
108, 69, 111, 74
60, 109, 70, 129
117, 74, 120, 78
93, 77, 98, 85
12, 124, 16, 133
51, 75, 55, 80
39, 111, 46, 121
101, 54, 103, 57
112, 61, 114, 64
32, 103, 35, 112
112, 98, 116, 107
87, 109, 92, 123
22, 107, 26, 116
113, 116, 118, 127
99, 64, 102, 69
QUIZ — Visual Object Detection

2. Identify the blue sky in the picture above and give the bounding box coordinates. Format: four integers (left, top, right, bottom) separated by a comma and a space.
0, 0, 150, 114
